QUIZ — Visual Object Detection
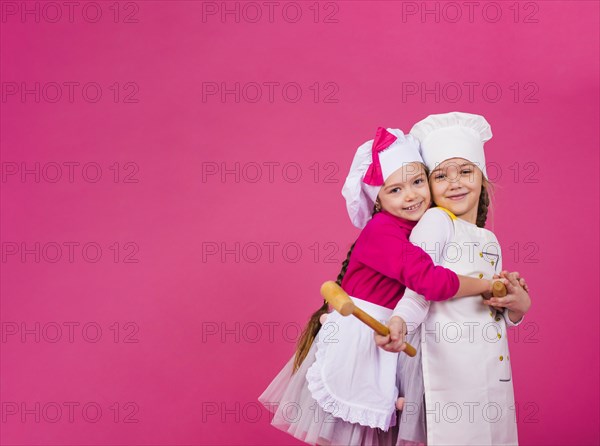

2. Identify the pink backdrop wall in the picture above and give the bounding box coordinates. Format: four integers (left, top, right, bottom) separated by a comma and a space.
1, 1, 598, 445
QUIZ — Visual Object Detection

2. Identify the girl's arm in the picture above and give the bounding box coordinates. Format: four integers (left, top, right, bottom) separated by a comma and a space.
358, 209, 500, 302
397, 209, 503, 300
455, 275, 499, 298
375, 290, 428, 353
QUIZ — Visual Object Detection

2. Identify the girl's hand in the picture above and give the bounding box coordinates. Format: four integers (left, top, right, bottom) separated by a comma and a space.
484, 272, 531, 322
374, 316, 407, 353
496, 270, 530, 293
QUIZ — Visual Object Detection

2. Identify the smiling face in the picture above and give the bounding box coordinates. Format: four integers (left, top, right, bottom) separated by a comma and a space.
377, 162, 431, 221
429, 158, 483, 224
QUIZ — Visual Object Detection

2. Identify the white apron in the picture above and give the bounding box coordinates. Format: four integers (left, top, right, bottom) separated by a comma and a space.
306, 296, 399, 431
421, 217, 519, 445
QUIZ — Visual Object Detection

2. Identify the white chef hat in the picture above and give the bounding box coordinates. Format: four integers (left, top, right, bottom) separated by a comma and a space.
410, 112, 492, 177
341, 127, 423, 229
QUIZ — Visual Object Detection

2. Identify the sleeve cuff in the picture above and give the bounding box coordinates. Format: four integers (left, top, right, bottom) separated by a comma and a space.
391, 310, 419, 335
504, 311, 524, 327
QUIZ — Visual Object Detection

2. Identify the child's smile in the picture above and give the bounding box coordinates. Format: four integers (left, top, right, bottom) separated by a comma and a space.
403, 201, 424, 212
446, 192, 469, 201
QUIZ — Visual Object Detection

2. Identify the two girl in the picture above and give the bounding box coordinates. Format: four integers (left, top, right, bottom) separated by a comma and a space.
259, 125, 523, 445
377, 112, 532, 445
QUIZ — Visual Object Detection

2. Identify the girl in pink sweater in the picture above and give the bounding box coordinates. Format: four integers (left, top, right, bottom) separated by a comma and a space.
258, 127, 514, 446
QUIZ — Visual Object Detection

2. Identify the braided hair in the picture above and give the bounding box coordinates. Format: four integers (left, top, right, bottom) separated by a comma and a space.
476, 178, 492, 228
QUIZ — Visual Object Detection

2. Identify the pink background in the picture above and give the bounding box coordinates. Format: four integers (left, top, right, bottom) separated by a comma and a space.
1, 1, 598, 445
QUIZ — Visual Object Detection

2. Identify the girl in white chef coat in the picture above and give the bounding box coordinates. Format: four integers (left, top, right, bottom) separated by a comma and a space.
376, 112, 532, 446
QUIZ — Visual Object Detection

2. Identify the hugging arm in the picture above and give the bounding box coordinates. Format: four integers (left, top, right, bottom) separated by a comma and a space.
396, 209, 504, 301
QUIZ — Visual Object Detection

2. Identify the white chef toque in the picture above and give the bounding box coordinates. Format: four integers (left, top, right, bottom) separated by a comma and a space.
410, 112, 492, 177
341, 127, 423, 229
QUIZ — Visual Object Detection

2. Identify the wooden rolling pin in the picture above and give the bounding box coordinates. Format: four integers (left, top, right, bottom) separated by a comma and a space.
320, 281, 417, 357
492, 281, 508, 297
482, 280, 508, 299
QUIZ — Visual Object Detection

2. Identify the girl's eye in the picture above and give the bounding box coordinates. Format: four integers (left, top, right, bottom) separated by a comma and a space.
461, 169, 473, 175
414, 178, 424, 185
390, 187, 401, 193
434, 173, 445, 180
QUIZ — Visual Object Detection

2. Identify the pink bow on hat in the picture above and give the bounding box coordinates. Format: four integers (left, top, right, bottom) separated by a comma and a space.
362, 127, 397, 186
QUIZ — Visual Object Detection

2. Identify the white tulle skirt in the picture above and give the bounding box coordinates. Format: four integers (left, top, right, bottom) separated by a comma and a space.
258, 341, 399, 446
258, 298, 401, 446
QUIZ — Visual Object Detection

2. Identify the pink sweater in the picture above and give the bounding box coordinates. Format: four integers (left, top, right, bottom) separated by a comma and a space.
341, 210, 460, 309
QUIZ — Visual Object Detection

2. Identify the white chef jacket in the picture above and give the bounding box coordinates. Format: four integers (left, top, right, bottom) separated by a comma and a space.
393, 207, 522, 445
